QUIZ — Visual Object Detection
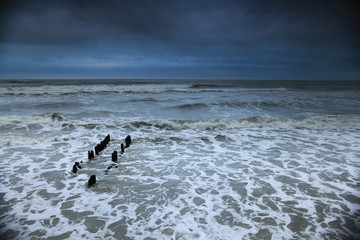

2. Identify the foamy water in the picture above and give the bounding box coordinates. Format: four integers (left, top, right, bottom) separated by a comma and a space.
0, 80, 359, 239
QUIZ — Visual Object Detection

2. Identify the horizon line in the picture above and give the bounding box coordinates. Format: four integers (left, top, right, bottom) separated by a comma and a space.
0, 77, 359, 81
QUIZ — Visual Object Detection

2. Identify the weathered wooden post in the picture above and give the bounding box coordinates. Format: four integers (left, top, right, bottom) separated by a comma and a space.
100, 140, 105, 151
121, 143, 124, 153
75, 162, 82, 169
112, 151, 118, 162
88, 175, 96, 187
95, 145, 99, 155
125, 135, 131, 148
93, 134, 111, 156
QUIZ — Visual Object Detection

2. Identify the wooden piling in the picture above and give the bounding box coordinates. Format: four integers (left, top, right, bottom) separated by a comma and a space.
75, 162, 82, 169
88, 175, 96, 187
72, 165, 77, 173
121, 143, 124, 153
125, 135, 131, 148
112, 151, 118, 162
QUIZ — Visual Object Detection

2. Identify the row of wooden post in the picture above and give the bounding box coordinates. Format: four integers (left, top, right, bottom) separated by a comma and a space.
93, 134, 110, 158
71, 134, 132, 187
87, 134, 111, 159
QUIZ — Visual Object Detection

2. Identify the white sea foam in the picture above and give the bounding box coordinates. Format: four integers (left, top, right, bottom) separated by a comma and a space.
127, 116, 360, 131
0, 115, 359, 239
1, 80, 359, 239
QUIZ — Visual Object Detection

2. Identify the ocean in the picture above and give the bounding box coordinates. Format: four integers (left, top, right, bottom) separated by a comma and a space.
0, 79, 359, 239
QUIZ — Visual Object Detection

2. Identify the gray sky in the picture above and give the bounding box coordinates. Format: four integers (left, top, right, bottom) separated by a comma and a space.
0, 0, 359, 80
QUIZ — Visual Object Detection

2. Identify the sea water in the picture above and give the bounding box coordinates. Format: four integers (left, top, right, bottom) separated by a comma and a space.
0, 79, 359, 239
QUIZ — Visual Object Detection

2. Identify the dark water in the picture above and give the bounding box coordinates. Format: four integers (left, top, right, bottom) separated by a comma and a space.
0, 79, 359, 239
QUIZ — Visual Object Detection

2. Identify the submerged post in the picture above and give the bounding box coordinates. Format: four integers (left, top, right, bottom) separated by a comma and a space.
125, 135, 131, 148
88, 175, 96, 187
88, 150, 95, 159
112, 151, 118, 162
121, 143, 124, 153
72, 165, 78, 173
75, 162, 82, 169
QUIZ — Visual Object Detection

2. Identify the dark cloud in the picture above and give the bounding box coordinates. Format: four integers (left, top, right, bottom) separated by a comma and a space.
2, 0, 358, 45
0, 0, 359, 79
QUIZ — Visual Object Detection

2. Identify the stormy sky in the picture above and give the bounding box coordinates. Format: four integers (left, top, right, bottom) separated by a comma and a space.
0, 0, 359, 80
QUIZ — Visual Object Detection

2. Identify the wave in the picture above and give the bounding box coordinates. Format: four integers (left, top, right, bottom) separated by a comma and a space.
123, 98, 158, 103
127, 116, 360, 131
170, 100, 291, 110
172, 103, 209, 110
0, 112, 65, 124
190, 83, 228, 89
170, 100, 312, 111
2, 112, 359, 135
0, 83, 289, 97
127, 118, 272, 130
189, 83, 287, 92
59, 90, 121, 96
217, 99, 319, 109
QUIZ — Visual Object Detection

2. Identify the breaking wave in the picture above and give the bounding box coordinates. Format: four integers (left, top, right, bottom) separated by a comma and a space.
0, 83, 290, 97
127, 116, 360, 131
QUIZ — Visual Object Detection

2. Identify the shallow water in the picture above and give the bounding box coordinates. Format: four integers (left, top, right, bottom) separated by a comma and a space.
0, 79, 359, 239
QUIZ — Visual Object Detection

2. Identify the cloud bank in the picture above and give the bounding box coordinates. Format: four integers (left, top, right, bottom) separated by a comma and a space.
1, 0, 359, 79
